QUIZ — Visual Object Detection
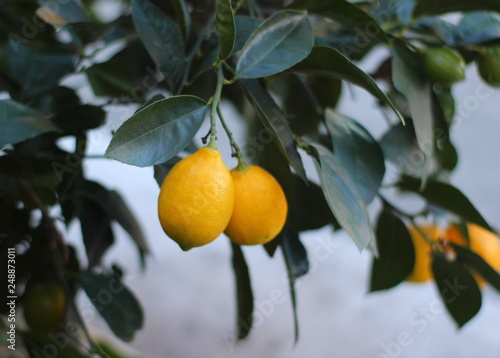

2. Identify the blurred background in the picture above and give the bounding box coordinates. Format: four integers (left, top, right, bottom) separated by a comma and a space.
57, 39, 500, 357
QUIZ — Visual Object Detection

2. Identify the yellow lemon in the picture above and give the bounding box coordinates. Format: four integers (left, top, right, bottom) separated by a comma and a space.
158, 146, 234, 250
406, 225, 441, 283
225, 165, 287, 245
446, 223, 500, 286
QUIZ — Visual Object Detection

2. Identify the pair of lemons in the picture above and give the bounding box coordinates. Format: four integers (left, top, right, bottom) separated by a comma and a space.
407, 223, 500, 285
157, 146, 288, 251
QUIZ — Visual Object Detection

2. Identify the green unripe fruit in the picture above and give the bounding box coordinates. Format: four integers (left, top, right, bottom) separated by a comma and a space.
23, 282, 66, 333
477, 46, 500, 87
423, 48, 466, 86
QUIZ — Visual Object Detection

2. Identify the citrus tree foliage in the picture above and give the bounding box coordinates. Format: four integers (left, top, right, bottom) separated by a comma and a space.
2, 0, 500, 355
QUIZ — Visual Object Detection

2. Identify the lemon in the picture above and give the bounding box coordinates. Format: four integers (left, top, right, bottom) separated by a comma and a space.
158, 146, 234, 251
23, 282, 65, 333
476, 46, 500, 87
224, 165, 287, 245
423, 48, 466, 86
446, 223, 500, 286
406, 225, 441, 283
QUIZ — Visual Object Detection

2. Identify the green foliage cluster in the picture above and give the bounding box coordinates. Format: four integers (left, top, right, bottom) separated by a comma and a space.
1, 0, 500, 355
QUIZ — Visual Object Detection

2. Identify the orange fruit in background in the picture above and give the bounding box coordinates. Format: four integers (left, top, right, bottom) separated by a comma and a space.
446, 223, 500, 286
406, 225, 442, 283
158, 146, 234, 251
23, 282, 65, 333
224, 165, 287, 245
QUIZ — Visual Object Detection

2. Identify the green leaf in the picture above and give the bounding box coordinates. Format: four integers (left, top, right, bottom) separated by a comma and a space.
287, 0, 389, 44
310, 144, 375, 251
294, 46, 404, 123
131, 0, 185, 91
6, 42, 75, 98
432, 254, 482, 328
52, 105, 106, 132
74, 179, 115, 268
370, 208, 415, 291
172, 0, 191, 39
216, 0, 236, 60
291, 175, 338, 232
0, 100, 57, 147
236, 10, 314, 79
231, 243, 254, 340
239, 79, 307, 182
105, 190, 150, 267
413, 0, 500, 17
281, 224, 308, 343
233, 16, 263, 54
455, 11, 500, 46
86, 60, 136, 98
392, 47, 434, 183
397, 176, 492, 231
105, 96, 207, 167
79, 272, 144, 341
413, 17, 458, 46
450, 243, 500, 293
325, 110, 385, 204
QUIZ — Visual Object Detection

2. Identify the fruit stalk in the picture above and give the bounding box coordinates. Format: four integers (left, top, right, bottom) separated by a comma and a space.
208, 63, 225, 149
217, 106, 247, 171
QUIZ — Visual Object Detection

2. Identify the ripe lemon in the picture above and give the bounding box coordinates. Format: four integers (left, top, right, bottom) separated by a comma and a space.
158, 146, 234, 251
23, 282, 65, 333
224, 165, 287, 245
406, 225, 441, 283
476, 46, 500, 87
446, 223, 500, 286
422, 48, 466, 86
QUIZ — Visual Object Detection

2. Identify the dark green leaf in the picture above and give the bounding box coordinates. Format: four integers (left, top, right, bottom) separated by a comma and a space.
455, 11, 500, 46
413, 17, 458, 46
370, 208, 415, 291
413, 0, 500, 17
52, 105, 106, 132
131, 0, 185, 91
74, 180, 115, 268
281, 224, 308, 342
294, 46, 404, 123
291, 175, 337, 232
432, 254, 482, 328
240, 79, 306, 182
236, 10, 314, 79
216, 0, 236, 60
106, 190, 149, 267
105, 96, 207, 167
392, 46, 434, 183
310, 144, 375, 251
397, 176, 492, 231
64, 22, 112, 47
0, 100, 57, 147
79, 272, 144, 341
287, 0, 389, 43
172, 0, 191, 39
233, 16, 263, 54
325, 110, 385, 204
451, 243, 500, 293
86, 60, 136, 98
6, 42, 75, 98
231, 243, 254, 340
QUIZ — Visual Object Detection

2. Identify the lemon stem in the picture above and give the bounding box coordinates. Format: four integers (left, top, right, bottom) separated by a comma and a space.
208, 64, 225, 149
217, 106, 248, 172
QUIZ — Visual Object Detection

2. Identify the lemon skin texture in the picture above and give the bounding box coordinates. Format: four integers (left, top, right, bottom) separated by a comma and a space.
406, 226, 441, 283
224, 165, 287, 246
446, 223, 500, 286
423, 48, 466, 86
477, 46, 500, 87
158, 146, 234, 251
23, 282, 66, 333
